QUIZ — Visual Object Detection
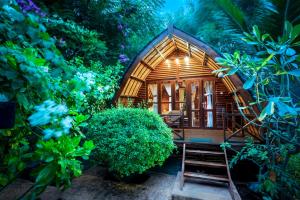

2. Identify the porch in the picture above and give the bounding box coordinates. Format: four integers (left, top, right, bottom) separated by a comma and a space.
173, 129, 246, 144
165, 111, 262, 145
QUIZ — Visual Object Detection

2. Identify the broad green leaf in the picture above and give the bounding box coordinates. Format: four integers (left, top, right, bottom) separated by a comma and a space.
253, 25, 261, 39
291, 24, 300, 40
288, 69, 300, 77
16, 93, 30, 109
243, 76, 256, 89
227, 67, 239, 75
215, 57, 225, 62
261, 53, 274, 67
262, 34, 270, 41
286, 48, 296, 56
275, 101, 297, 116
212, 68, 229, 74
35, 163, 56, 187
233, 51, 240, 60
3, 5, 24, 22
215, 0, 247, 32
258, 101, 275, 121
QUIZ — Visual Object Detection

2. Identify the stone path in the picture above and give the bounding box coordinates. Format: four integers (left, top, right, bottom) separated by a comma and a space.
0, 166, 176, 200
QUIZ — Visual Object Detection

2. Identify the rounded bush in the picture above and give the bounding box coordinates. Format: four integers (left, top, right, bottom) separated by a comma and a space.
87, 107, 175, 177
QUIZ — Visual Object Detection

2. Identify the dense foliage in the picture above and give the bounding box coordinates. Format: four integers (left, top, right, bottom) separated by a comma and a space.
87, 107, 175, 178
1, 0, 299, 198
171, 0, 300, 53
37, 0, 165, 64
0, 0, 122, 196
216, 23, 300, 199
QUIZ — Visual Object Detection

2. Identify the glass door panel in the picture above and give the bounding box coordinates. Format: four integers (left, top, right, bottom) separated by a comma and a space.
175, 82, 186, 112
190, 81, 201, 127
203, 81, 214, 128
191, 111, 201, 127
161, 83, 172, 114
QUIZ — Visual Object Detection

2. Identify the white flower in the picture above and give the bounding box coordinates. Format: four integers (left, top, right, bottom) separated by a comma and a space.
54, 131, 63, 138
61, 116, 73, 132
43, 129, 55, 140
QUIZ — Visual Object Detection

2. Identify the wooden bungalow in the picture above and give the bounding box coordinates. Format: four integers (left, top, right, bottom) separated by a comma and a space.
114, 26, 261, 199
114, 26, 260, 144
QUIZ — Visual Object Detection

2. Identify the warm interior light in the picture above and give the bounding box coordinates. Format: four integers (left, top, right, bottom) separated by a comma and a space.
175, 58, 179, 65
184, 56, 190, 63
165, 59, 171, 68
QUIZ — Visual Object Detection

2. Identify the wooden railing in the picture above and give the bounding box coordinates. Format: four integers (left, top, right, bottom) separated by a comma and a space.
224, 147, 241, 200
222, 109, 262, 143
162, 113, 185, 140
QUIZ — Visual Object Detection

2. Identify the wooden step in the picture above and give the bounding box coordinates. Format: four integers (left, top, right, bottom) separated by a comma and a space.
184, 160, 227, 168
185, 149, 224, 155
184, 172, 229, 182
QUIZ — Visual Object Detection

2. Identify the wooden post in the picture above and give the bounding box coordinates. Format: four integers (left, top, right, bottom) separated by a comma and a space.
222, 108, 226, 142
180, 143, 186, 190
231, 105, 235, 133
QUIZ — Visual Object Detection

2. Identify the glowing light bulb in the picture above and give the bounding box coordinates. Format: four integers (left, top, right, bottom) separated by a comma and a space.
175, 58, 179, 65
165, 59, 171, 68
184, 56, 190, 63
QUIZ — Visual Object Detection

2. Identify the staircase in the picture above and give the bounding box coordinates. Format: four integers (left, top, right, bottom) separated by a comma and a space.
180, 142, 241, 200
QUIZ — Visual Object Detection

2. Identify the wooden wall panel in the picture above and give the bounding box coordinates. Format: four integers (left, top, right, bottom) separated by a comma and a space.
147, 51, 212, 81
134, 82, 146, 105
215, 80, 232, 128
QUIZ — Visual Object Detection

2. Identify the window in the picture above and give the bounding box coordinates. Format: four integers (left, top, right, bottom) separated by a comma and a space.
175, 81, 186, 112
191, 81, 200, 127
161, 83, 172, 114
148, 84, 158, 113
203, 81, 214, 128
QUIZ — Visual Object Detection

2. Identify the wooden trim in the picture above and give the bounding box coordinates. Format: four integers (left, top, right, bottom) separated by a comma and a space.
187, 42, 191, 57
200, 80, 204, 128
158, 82, 162, 114
213, 80, 217, 128
120, 95, 138, 98
186, 80, 192, 127
172, 37, 178, 50
140, 60, 155, 70
154, 46, 166, 60
171, 82, 176, 110
201, 53, 206, 66
130, 76, 144, 83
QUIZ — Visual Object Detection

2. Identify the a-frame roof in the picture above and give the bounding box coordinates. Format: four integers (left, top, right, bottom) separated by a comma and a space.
114, 26, 252, 105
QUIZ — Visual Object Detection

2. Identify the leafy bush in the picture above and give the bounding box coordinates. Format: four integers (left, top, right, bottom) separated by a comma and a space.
44, 17, 107, 62
216, 23, 300, 199
0, 0, 121, 196
87, 107, 175, 177
28, 136, 94, 198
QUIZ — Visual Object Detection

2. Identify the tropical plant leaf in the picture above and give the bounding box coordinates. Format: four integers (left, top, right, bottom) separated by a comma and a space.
288, 69, 300, 77
215, 0, 248, 32
243, 76, 256, 89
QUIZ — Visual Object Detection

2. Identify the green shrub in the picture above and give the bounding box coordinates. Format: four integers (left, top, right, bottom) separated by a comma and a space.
87, 107, 175, 177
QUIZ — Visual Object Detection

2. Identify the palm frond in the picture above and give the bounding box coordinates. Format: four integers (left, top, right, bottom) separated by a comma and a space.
215, 0, 248, 32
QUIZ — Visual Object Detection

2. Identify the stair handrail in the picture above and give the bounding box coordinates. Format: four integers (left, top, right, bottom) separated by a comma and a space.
224, 147, 241, 200
222, 108, 262, 143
